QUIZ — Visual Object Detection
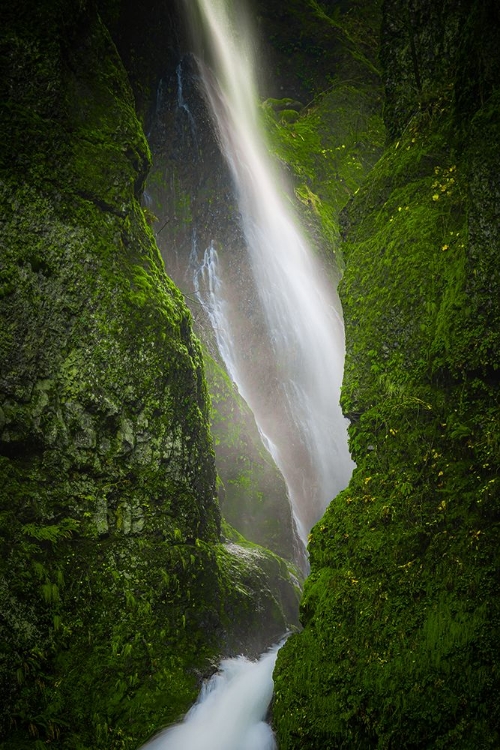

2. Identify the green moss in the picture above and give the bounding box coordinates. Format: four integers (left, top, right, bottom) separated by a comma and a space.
256, 0, 384, 275
214, 534, 302, 653
262, 78, 384, 268
204, 354, 298, 561
273, 28, 500, 750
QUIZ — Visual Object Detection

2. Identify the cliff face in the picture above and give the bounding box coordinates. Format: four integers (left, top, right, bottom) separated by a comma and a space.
0, 2, 299, 747
273, 0, 500, 747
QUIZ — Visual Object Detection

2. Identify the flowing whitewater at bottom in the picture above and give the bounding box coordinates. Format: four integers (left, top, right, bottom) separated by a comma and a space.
140, 645, 280, 750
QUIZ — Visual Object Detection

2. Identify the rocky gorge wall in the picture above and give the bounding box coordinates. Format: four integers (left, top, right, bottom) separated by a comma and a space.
272, 0, 500, 747
141, 54, 301, 564
0, 2, 300, 747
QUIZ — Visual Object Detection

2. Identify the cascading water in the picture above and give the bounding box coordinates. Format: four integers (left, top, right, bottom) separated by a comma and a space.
176, 60, 198, 144
183, 0, 355, 543
191, 235, 242, 386
140, 645, 280, 750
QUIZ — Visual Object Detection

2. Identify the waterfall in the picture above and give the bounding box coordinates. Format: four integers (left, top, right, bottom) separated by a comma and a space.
183, 0, 355, 543
176, 60, 198, 143
140, 645, 279, 750
191, 234, 242, 388
139, 2, 355, 745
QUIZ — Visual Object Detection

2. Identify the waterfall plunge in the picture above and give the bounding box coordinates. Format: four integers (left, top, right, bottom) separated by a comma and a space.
140, 646, 279, 750
185, 0, 354, 542
140, 3, 355, 747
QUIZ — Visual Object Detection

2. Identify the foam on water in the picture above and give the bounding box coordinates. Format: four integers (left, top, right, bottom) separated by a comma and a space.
140, 646, 279, 750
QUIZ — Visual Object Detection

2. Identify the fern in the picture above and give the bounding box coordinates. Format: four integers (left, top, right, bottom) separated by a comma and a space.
21, 518, 80, 543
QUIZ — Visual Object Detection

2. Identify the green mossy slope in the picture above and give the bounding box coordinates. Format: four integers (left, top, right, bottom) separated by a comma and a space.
273, 0, 500, 747
263, 79, 384, 268
260, 0, 384, 263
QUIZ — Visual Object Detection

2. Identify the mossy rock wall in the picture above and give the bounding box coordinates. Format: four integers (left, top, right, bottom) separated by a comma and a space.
273, 0, 500, 747
0, 2, 299, 747
205, 355, 301, 562
260, 0, 384, 267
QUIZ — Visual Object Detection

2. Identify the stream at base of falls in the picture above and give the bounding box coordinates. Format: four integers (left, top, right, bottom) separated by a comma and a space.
140, 644, 281, 750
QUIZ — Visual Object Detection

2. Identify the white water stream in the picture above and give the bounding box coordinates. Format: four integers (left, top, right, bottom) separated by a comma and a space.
191, 236, 243, 386
185, 0, 354, 542
140, 646, 279, 750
